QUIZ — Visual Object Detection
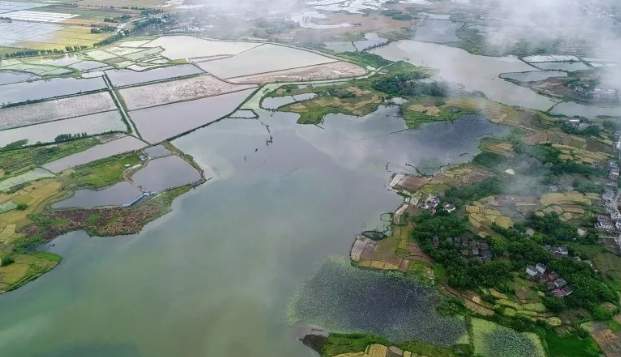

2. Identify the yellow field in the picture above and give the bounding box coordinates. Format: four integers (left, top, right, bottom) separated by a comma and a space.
0, 263, 30, 285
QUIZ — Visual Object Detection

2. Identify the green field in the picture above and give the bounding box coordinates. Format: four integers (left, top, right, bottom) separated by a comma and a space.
471, 318, 546, 357
545, 330, 601, 357
67, 152, 141, 189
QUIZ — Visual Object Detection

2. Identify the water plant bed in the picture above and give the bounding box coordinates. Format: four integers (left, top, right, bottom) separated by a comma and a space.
289, 258, 467, 344
470, 318, 545, 357
0, 92, 117, 130
118, 75, 256, 110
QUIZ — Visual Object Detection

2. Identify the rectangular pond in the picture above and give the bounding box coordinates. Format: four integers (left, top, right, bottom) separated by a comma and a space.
0, 77, 106, 105
44, 135, 147, 173
128, 88, 255, 143
500, 71, 567, 82
105, 64, 204, 87
0, 92, 117, 130
0, 111, 127, 146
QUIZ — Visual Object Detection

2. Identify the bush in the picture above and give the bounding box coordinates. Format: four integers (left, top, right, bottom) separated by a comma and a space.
593, 306, 614, 321
16, 203, 28, 210
0, 253, 13, 266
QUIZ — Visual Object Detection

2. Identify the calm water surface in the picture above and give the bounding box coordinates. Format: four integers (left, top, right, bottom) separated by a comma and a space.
0, 107, 508, 357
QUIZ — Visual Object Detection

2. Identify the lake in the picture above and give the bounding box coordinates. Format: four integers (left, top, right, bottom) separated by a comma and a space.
372, 41, 557, 110
0, 106, 508, 356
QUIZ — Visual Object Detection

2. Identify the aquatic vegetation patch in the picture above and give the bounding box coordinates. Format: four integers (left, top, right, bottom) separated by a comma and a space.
289, 258, 467, 344
471, 318, 545, 357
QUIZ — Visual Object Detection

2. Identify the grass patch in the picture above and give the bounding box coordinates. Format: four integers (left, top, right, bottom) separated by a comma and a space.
545, 330, 601, 357
322, 333, 389, 357
68, 152, 141, 189
402, 96, 479, 129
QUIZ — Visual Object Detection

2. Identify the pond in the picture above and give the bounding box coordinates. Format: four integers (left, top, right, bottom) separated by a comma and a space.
353, 33, 388, 51
550, 101, 621, 119
500, 71, 567, 82
105, 64, 204, 87
0, 77, 106, 105
0, 106, 509, 357
53, 182, 143, 209
413, 19, 462, 43
371, 41, 556, 110
131, 156, 202, 192
0, 70, 39, 86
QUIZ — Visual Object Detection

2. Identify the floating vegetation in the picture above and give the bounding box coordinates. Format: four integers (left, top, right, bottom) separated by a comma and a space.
289, 257, 467, 344
471, 318, 545, 357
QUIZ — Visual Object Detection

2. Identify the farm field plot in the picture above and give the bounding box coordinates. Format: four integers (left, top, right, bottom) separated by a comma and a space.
43, 135, 147, 173
0, 61, 72, 76
197, 44, 338, 79
0, 92, 117, 130
229, 61, 366, 84
0, 20, 107, 50
0, 111, 127, 146
141, 36, 261, 59
0, 77, 106, 105
471, 318, 545, 357
119, 75, 256, 110
129, 88, 255, 143
105, 64, 203, 87
0, 168, 54, 192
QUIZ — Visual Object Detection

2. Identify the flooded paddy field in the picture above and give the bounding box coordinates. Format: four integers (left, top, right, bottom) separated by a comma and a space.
0, 111, 126, 146
70, 61, 108, 72
128, 88, 256, 143
0, 92, 117, 130
531, 61, 591, 72
372, 41, 556, 110
290, 258, 467, 343
131, 156, 201, 192
0, 77, 106, 105
500, 71, 567, 82
228, 62, 366, 84
413, 19, 462, 43
196, 44, 337, 79
228, 109, 257, 119
105, 64, 204, 87
0, 70, 39, 85
141, 36, 261, 59
324, 41, 357, 53
44, 136, 147, 173
0, 168, 54, 192
118, 75, 256, 110
53, 182, 142, 209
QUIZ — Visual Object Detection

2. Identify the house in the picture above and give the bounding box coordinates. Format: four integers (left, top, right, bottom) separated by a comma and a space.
479, 242, 490, 251
139, 155, 148, 161
481, 250, 493, 262
462, 250, 469, 257
596, 221, 615, 231
443, 203, 456, 213
548, 272, 559, 282
610, 168, 619, 180
568, 118, 581, 126
547, 282, 556, 290
552, 246, 569, 257
526, 228, 535, 237
472, 247, 480, 256
552, 289, 566, 297
432, 236, 440, 249
536, 263, 547, 275
577, 228, 587, 237
562, 287, 574, 296
554, 278, 568, 288
526, 266, 539, 278
612, 212, 621, 220
350, 240, 367, 262
616, 221, 621, 231
603, 191, 615, 202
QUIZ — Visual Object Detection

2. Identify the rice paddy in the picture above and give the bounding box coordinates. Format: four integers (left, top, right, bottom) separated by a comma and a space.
0, 77, 106, 105
43, 135, 147, 173
196, 44, 338, 79
118, 75, 256, 110
471, 318, 546, 357
128, 88, 255, 143
105, 64, 204, 87
0, 92, 117, 130
0, 111, 127, 146
289, 257, 467, 344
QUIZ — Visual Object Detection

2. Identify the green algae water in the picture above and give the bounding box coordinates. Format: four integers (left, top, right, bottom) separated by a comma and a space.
0, 108, 508, 356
